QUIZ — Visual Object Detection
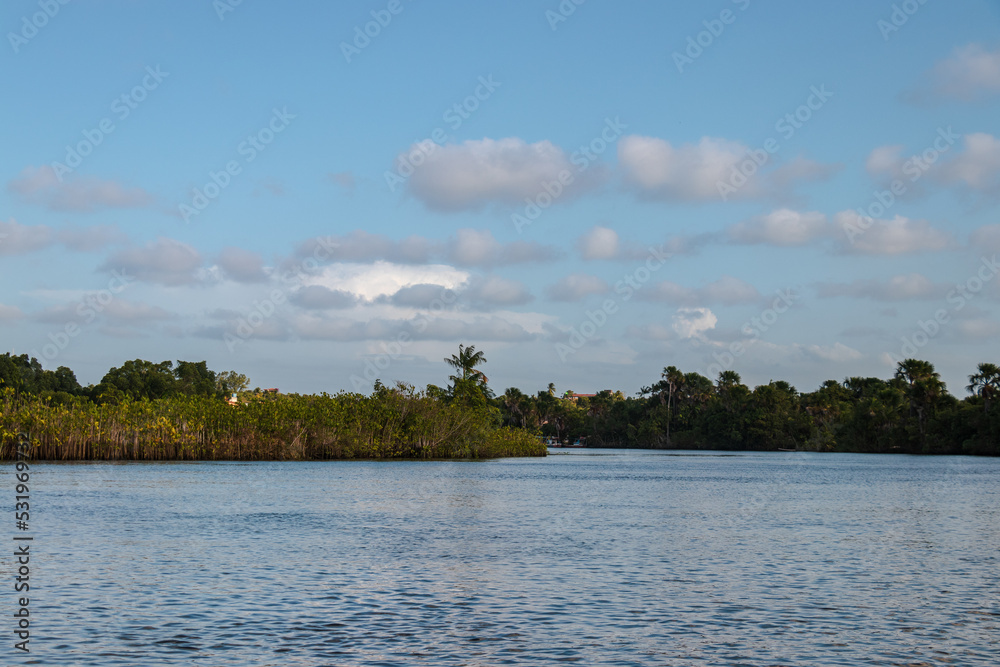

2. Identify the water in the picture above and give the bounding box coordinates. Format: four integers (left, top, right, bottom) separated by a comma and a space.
5, 450, 999, 666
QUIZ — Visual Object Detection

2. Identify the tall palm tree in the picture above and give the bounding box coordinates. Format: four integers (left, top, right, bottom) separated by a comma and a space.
445, 344, 488, 385
894, 358, 945, 443
967, 362, 1000, 414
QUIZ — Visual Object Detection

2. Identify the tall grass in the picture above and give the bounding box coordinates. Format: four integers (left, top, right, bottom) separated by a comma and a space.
0, 387, 546, 461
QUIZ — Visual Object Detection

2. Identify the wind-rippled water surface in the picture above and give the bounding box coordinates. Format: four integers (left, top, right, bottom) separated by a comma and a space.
7, 450, 1000, 666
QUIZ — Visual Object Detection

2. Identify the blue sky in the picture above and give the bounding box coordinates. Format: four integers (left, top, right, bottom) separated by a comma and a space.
2, 0, 999, 396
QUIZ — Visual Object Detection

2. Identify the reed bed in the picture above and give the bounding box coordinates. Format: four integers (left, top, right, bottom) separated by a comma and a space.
0, 388, 546, 461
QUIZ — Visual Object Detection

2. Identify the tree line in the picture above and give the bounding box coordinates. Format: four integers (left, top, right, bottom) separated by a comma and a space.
495, 359, 1000, 455
2, 350, 999, 457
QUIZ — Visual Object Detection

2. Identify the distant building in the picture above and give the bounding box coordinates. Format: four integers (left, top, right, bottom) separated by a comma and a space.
564, 392, 596, 402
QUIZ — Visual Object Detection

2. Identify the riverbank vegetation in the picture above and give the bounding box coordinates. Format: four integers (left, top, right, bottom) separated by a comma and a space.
498, 359, 1000, 456
2, 350, 998, 458
0, 348, 543, 461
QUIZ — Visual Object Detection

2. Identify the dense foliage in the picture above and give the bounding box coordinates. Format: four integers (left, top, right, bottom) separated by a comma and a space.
3, 350, 998, 458
495, 360, 1000, 455
0, 352, 544, 461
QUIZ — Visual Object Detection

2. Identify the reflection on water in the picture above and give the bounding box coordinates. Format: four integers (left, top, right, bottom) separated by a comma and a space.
6, 450, 999, 665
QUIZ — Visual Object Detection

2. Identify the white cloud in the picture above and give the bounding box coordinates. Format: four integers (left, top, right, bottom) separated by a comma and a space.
464, 275, 534, 306
8, 166, 153, 212
405, 138, 596, 211
0, 218, 52, 256
101, 237, 202, 286
217, 247, 267, 283
291, 285, 358, 310
833, 212, 955, 255
546, 274, 610, 302
618, 135, 833, 202
578, 226, 619, 259
935, 132, 1000, 193
910, 44, 1000, 103
727, 209, 830, 246
302, 261, 469, 302
446, 228, 557, 267
672, 307, 717, 340
866, 145, 905, 179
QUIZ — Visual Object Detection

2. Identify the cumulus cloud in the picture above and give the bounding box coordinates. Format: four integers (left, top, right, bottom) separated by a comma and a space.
101, 237, 202, 286
618, 135, 833, 202
291, 285, 358, 310
386, 283, 452, 309
672, 307, 717, 340
546, 274, 610, 302
446, 228, 557, 267
0, 218, 52, 256
8, 166, 153, 212
217, 247, 268, 283
866, 144, 906, 180
404, 137, 598, 211
970, 224, 1000, 252
302, 261, 468, 302
34, 298, 172, 327
935, 132, 1000, 193
833, 212, 956, 254
578, 226, 620, 259
907, 44, 1000, 103
816, 273, 946, 301
727, 209, 830, 246
464, 275, 533, 307
641, 276, 760, 306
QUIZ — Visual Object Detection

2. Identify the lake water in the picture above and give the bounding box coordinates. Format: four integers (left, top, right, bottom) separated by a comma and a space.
6, 449, 1000, 666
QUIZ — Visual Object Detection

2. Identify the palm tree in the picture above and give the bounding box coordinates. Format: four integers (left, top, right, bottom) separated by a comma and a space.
445, 344, 488, 385
967, 362, 1000, 414
894, 359, 945, 444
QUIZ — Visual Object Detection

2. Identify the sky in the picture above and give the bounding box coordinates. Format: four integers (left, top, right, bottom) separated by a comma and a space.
1, 0, 999, 397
